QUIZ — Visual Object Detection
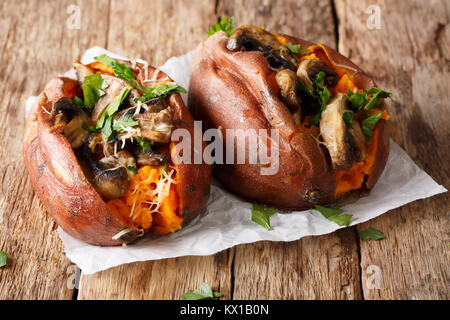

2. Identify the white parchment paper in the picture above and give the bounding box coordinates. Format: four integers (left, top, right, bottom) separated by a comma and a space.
25, 47, 447, 274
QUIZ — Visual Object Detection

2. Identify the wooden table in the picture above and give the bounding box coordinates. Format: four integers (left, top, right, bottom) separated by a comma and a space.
0, 0, 448, 300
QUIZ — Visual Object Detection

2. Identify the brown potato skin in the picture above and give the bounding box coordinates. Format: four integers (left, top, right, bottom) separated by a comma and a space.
188, 31, 389, 209
23, 66, 211, 246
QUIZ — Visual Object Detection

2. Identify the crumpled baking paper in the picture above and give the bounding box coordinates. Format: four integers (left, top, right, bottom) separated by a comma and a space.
25, 47, 447, 274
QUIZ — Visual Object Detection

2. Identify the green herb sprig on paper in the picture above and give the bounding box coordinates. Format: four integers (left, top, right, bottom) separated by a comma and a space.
251, 203, 277, 230
314, 205, 352, 227
181, 282, 221, 300
207, 16, 234, 37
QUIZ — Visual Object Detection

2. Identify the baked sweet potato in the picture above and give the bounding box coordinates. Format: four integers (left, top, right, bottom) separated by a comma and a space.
188, 25, 390, 209
23, 57, 211, 246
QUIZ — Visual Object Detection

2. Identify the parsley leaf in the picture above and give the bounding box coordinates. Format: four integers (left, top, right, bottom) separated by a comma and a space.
364, 87, 391, 111
134, 83, 187, 103
343, 111, 354, 128
310, 72, 332, 127
94, 54, 148, 93
285, 43, 307, 62
112, 113, 139, 133
82, 74, 109, 110
127, 166, 138, 174
207, 16, 234, 37
0, 251, 7, 268
161, 163, 169, 179
73, 96, 85, 108
361, 111, 383, 141
347, 90, 367, 111
251, 203, 277, 230
314, 205, 352, 227
181, 282, 221, 300
96, 86, 132, 130
359, 227, 384, 241
135, 137, 152, 150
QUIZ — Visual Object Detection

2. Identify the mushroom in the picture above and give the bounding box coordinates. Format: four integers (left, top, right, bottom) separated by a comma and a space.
81, 141, 132, 200
52, 98, 90, 149
136, 149, 169, 166
320, 93, 353, 170
348, 121, 367, 162
134, 107, 174, 143
227, 25, 297, 71
73, 61, 94, 82
296, 59, 338, 92
275, 69, 301, 113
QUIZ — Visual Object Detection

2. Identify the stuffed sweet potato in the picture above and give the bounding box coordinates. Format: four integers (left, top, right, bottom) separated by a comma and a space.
189, 25, 390, 209
23, 56, 211, 246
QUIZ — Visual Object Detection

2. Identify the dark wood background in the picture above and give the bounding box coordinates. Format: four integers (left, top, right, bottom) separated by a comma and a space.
0, 0, 448, 299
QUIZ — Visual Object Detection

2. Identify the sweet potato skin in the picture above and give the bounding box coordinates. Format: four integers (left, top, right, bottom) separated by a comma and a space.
188, 31, 389, 209
23, 66, 211, 246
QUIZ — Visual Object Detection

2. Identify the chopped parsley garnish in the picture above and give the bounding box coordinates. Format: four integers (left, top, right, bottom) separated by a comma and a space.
284, 43, 307, 62
0, 251, 7, 268
127, 166, 138, 174
73, 96, 85, 108
181, 282, 221, 300
94, 54, 148, 93
359, 227, 385, 241
310, 71, 332, 126
134, 83, 187, 103
347, 90, 368, 111
251, 203, 277, 230
364, 87, 391, 111
112, 113, 139, 133
82, 74, 109, 110
135, 137, 152, 150
343, 111, 354, 128
314, 205, 352, 227
207, 16, 234, 37
361, 111, 383, 141
161, 163, 169, 179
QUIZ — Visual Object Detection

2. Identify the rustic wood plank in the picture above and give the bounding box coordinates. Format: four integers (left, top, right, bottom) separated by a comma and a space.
216, 0, 362, 299
77, 0, 228, 300
0, 0, 110, 299
335, 0, 449, 299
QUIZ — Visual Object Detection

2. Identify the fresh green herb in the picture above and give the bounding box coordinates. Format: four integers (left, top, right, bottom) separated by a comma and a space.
343, 111, 354, 128
207, 16, 234, 37
135, 137, 152, 150
96, 87, 132, 130
251, 203, 277, 230
100, 116, 114, 140
296, 79, 315, 98
127, 166, 138, 174
310, 72, 332, 127
364, 87, 391, 111
87, 125, 100, 133
94, 54, 148, 93
134, 83, 187, 103
361, 111, 383, 141
73, 96, 85, 108
82, 74, 109, 110
0, 251, 7, 268
314, 205, 352, 227
112, 113, 139, 133
181, 282, 221, 300
359, 227, 384, 241
347, 90, 367, 111
161, 163, 169, 179
285, 43, 307, 62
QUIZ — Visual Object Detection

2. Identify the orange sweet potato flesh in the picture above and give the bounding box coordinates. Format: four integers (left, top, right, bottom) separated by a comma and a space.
23, 63, 211, 246
188, 31, 389, 209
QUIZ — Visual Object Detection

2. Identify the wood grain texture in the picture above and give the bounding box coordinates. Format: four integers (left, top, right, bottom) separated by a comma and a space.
216, 0, 362, 300
335, 0, 449, 299
0, 0, 110, 299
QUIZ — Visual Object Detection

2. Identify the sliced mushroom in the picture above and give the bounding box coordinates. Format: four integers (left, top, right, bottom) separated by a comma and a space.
52, 98, 90, 149
348, 121, 367, 162
227, 25, 297, 71
134, 107, 174, 143
296, 59, 338, 92
81, 142, 130, 199
99, 150, 137, 179
73, 62, 94, 82
320, 93, 353, 170
275, 69, 301, 112
86, 74, 140, 124
136, 149, 169, 166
